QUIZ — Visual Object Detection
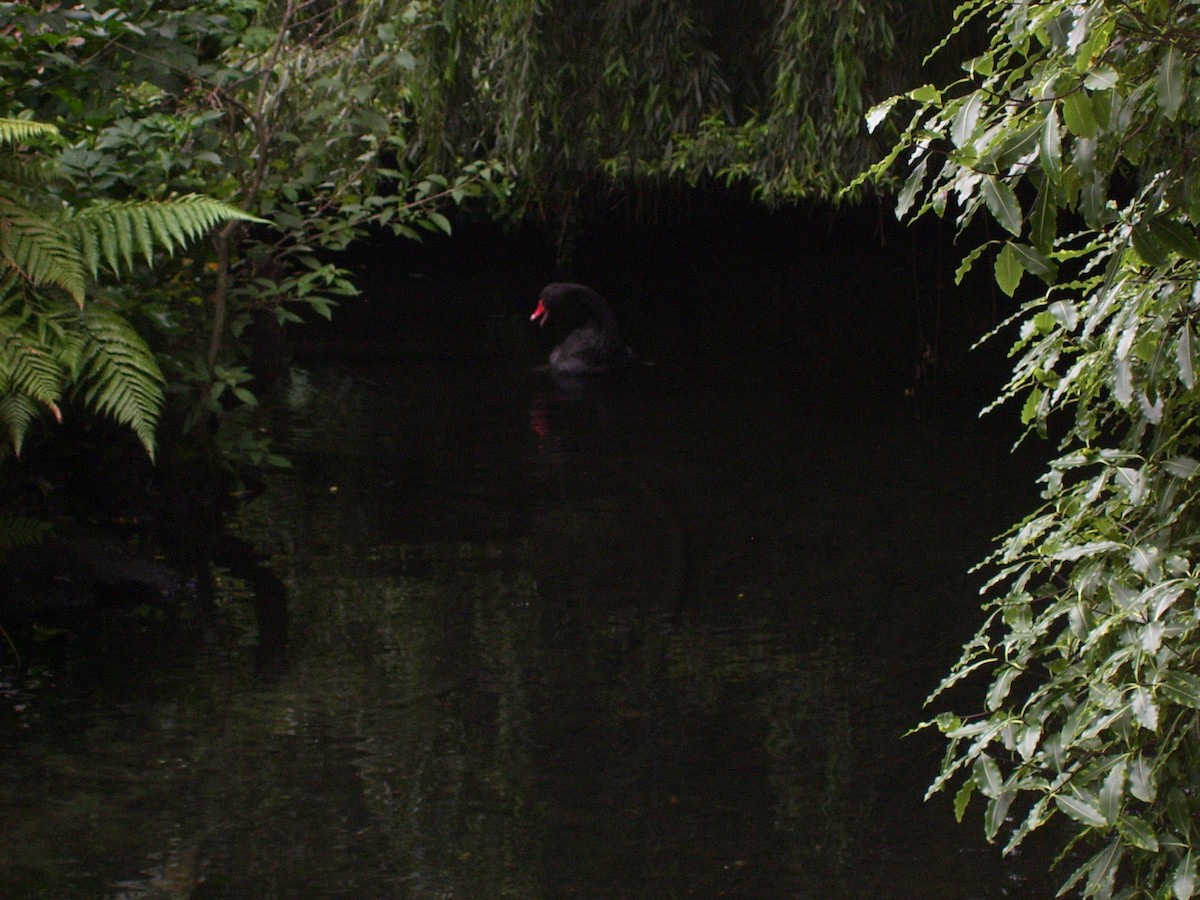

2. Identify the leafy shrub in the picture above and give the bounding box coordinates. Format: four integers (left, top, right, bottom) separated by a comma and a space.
0, 117, 256, 457
861, 1, 1200, 895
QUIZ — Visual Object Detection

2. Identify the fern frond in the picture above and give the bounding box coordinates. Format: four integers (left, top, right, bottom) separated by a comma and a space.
0, 198, 87, 305
0, 391, 42, 456
0, 320, 66, 407
0, 272, 22, 314
0, 117, 265, 459
63, 195, 268, 279
69, 305, 165, 458
0, 118, 60, 147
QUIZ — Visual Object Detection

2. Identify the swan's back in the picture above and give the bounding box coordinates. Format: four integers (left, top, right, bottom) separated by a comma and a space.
549, 324, 633, 376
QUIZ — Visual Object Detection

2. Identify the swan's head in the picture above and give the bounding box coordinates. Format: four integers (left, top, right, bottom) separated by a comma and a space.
530, 296, 550, 327
531, 282, 600, 328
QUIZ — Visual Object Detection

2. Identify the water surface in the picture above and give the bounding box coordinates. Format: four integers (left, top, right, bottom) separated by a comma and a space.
1, 339, 1061, 897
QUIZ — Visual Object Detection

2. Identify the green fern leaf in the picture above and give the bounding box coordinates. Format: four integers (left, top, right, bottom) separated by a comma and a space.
0, 117, 266, 458
132, 205, 154, 268
0, 272, 21, 314
0, 199, 87, 304
64, 195, 266, 278
74, 226, 100, 284
0, 323, 65, 407
0, 118, 60, 148
147, 205, 178, 257
69, 305, 165, 458
0, 391, 42, 456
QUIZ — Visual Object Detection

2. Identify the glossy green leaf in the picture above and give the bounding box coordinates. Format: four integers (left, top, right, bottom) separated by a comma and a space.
1016, 723, 1041, 761
987, 668, 1019, 710
985, 791, 1015, 842
1158, 45, 1187, 120
1164, 455, 1199, 479
983, 177, 1022, 236
1030, 184, 1057, 253
1100, 761, 1125, 825
1160, 671, 1200, 709
933, 712, 961, 734
1179, 330, 1196, 390
1009, 242, 1058, 283
1129, 755, 1156, 803
1143, 620, 1165, 653
1085, 839, 1123, 898
907, 83, 941, 103
1080, 171, 1107, 227
965, 51, 994, 78
1076, 18, 1114, 74
1020, 387, 1043, 425
231, 386, 258, 407
974, 753, 1004, 798
1150, 219, 1200, 260
735, 0, 1200, 895
895, 158, 927, 220
1132, 223, 1169, 267
954, 778, 976, 822
951, 93, 984, 148
1040, 108, 1062, 183
1052, 540, 1123, 561
995, 242, 1024, 296
1055, 790, 1108, 828
1084, 66, 1118, 91
1062, 90, 1098, 138
1175, 850, 1197, 900
954, 242, 989, 284
1048, 299, 1077, 330
1115, 358, 1133, 405
1168, 789, 1192, 841
865, 97, 898, 134
1117, 815, 1160, 852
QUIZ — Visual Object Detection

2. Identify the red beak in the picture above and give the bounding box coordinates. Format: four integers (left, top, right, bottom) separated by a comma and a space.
531, 298, 549, 326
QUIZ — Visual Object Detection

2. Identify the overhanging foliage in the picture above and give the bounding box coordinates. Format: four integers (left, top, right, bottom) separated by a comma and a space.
408, 0, 960, 213
861, 0, 1200, 895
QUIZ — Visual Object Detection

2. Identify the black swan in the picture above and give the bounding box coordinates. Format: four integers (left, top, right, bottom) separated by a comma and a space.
530, 282, 633, 376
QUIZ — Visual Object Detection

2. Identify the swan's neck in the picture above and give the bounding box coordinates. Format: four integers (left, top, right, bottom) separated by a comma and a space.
581, 293, 620, 337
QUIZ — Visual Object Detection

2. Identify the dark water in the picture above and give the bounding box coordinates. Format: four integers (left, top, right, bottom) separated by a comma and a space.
1, 307, 1063, 895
